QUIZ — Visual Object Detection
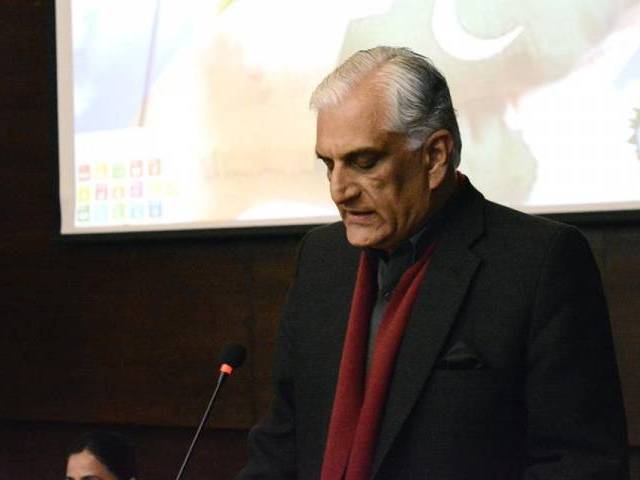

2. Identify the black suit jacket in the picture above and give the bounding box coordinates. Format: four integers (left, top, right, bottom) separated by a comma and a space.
237, 183, 628, 479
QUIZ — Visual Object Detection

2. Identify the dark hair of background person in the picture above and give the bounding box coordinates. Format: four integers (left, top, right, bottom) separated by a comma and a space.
67, 430, 137, 480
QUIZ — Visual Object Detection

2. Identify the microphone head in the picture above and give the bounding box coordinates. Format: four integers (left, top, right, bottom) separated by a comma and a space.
219, 344, 247, 369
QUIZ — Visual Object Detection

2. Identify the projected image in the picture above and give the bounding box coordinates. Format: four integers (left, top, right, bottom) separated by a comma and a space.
339, 0, 640, 209
56, 0, 640, 234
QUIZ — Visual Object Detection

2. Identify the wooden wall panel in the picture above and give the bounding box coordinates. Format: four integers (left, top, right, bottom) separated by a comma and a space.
1, 233, 299, 428
599, 227, 640, 445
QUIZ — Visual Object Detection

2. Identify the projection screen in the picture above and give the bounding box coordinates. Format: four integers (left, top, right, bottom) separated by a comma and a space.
55, 0, 640, 235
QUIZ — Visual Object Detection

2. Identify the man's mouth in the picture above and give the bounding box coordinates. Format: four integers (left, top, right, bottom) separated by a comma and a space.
344, 210, 375, 223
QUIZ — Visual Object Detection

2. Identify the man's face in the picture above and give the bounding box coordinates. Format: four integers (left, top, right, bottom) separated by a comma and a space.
315, 84, 435, 253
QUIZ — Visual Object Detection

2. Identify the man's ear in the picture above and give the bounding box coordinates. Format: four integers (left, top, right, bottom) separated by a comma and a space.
422, 129, 454, 189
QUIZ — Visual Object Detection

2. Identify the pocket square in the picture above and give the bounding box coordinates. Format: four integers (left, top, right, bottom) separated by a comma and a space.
435, 340, 486, 369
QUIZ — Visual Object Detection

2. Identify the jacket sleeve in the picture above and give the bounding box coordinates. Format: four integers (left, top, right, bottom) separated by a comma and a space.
524, 226, 629, 479
234, 236, 309, 479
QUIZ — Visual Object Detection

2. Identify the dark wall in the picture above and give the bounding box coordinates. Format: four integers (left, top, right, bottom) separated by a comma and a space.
1, 2, 639, 478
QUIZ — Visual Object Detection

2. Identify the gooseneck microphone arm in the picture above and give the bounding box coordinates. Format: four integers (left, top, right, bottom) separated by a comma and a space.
174, 344, 247, 480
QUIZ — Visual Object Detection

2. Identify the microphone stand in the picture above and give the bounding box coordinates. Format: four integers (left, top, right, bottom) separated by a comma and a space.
174, 371, 228, 480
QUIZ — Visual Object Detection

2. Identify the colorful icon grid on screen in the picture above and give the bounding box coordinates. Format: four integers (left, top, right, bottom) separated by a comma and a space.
75, 158, 170, 225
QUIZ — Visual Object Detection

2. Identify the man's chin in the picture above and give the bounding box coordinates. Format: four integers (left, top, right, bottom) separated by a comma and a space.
344, 226, 386, 250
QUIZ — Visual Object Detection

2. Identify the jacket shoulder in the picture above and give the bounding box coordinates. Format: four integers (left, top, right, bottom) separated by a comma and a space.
298, 222, 357, 263
483, 199, 584, 241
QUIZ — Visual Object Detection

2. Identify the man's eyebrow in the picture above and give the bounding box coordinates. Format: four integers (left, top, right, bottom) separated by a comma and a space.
344, 147, 384, 161
316, 147, 385, 162
80, 476, 103, 480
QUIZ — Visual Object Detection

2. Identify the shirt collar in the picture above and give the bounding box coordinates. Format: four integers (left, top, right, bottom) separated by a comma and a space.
366, 172, 468, 264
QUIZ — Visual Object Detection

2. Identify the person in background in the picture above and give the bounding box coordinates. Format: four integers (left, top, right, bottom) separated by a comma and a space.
65, 430, 137, 480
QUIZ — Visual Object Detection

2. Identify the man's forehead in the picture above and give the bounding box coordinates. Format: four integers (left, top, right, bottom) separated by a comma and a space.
315, 91, 395, 157
315, 121, 393, 159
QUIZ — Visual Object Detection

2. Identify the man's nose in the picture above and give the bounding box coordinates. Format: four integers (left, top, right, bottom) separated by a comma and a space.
330, 163, 359, 204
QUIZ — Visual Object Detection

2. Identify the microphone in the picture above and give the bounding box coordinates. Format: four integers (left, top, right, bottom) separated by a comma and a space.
175, 344, 247, 480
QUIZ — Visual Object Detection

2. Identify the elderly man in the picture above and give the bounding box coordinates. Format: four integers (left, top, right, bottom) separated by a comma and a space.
236, 47, 628, 479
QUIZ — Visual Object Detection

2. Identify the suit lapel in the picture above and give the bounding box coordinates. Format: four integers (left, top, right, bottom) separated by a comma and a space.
324, 235, 361, 386
371, 183, 485, 477
313, 226, 362, 457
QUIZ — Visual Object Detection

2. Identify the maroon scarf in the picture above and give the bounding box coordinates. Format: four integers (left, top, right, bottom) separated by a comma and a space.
321, 243, 436, 480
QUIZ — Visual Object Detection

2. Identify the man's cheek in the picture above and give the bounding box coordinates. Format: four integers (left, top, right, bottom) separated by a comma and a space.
370, 178, 386, 191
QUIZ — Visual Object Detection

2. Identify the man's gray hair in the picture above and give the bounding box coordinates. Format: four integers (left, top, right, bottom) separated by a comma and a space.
310, 46, 462, 167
